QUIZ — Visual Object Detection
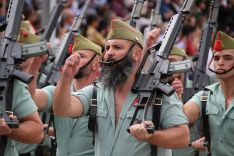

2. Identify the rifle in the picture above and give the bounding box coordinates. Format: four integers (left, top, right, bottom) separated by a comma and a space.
40, 0, 67, 41
128, 0, 146, 28
39, 0, 90, 87
128, 0, 195, 133
183, 0, 219, 102
183, 1, 219, 155
37, 0, 67, 88
149, 0, 161, 31
0, 0, 29, 129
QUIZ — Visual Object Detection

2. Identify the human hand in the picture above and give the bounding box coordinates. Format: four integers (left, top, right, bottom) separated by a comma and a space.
145, 28, 161, 48
191, 137, 207, 151
171, 78, 184, 100
62, 52, 81, 79
0, 118, 12, 135
129, 121, 154, 141
22, 53, 48, 74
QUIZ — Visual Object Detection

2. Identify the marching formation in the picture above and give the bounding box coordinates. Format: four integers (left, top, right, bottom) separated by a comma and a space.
0, 0, 234, 156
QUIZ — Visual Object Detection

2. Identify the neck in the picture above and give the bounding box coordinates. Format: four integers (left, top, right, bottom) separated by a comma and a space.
116, 69, 137, 94
73, 74, 96, 91
220, 78, 234, 100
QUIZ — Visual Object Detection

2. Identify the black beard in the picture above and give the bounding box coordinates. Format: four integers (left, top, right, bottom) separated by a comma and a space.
74, 66, 88, 79
99, 55, 134, 89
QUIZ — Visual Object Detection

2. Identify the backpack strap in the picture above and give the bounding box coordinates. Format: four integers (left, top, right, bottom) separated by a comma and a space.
88, 82, 98, 145
201, 88, 211, 156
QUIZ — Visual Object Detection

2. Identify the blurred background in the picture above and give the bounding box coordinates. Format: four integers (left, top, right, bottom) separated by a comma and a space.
0, 0, 234, 57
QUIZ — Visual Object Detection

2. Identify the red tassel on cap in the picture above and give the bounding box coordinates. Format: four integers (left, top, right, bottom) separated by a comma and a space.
21, 30, 29, 38
213, 32, 222, 52
68, 43, 73, 55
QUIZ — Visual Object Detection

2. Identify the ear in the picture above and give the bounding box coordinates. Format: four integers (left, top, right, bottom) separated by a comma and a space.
91, 59, 101, 72
132, 46, 142, 62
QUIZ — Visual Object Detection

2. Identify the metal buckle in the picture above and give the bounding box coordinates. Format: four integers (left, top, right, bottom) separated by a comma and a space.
201, 96, 208, 102
90, 99, 97, 106
153, 97, 162, 105
5, 111, 14, 116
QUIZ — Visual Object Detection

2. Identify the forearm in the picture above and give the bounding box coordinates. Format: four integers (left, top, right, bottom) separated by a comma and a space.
147, 124, 189, 148
53, 77, 73, 116
23, 62, 40, 100
7, 120, 44, 144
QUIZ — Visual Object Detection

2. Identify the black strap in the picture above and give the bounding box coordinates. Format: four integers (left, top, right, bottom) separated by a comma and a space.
0, 78, 14, 155
49, 110, 57, 156
88, 82, 98, 145
151, 93, 163, 156
201, 88, 211, 156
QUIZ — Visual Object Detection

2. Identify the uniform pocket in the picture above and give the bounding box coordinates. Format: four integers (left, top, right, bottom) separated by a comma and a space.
124, 110, 142, 142
226, 111, 234, 140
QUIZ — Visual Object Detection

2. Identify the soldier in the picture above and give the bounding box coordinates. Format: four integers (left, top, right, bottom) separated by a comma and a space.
169, 47, 207, 156
20, 33, 102, 156
184, 31, 234, 156
168, 46, 187, 100
0, 23, 44, 156
53, 19, 189, 156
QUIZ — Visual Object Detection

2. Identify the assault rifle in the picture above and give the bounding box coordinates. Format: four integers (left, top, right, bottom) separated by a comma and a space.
128, 0, 195, 133
0, 0, 49, 128
129, 0, 145, 28
37, 0, 67, 87
149, 0, 161, 31
0, 0, 31, 128
183, 0, 219, 102
40, 0, 90, 86
183, 1, 219, 155
40, 0, 67, 41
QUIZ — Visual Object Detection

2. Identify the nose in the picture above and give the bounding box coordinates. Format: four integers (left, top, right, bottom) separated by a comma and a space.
105, 48, 114, 58
218, 57, 225, 65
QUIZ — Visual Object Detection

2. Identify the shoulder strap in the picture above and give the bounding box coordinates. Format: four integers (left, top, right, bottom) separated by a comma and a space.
88, 82, 98, 145
0, 136, 7, 155
151, 93, 163, 156
201, 88, 211, 156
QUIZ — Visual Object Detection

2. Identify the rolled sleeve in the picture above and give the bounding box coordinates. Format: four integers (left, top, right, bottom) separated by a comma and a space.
12, 80, 37, 119
160, 93, 188, 128
41, 85, 55, 112
188, 91, 203, 118
72, 85, 94, 116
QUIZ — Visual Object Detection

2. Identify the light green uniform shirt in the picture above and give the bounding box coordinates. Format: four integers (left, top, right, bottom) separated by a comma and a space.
190, 82, 234, 156
73, 84, 188, 156
41, 85, 94, 156
0, 80, 38, 156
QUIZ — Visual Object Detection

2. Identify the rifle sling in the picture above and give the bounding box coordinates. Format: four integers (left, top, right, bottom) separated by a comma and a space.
201, 88, 211, 156
87, 83, 163, 156
151, 93, 163, 156
88, 82, 98, 145
0, 78, 14, 155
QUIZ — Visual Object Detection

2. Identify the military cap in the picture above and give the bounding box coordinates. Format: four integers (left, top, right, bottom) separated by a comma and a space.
17, 27, 40, 44
20, 20, 32, 32
213, 31, 234, 53
72, 34, 102, 55
170, 46, 187, 59
106, 19, 144, 47
20, 20, 36, 33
